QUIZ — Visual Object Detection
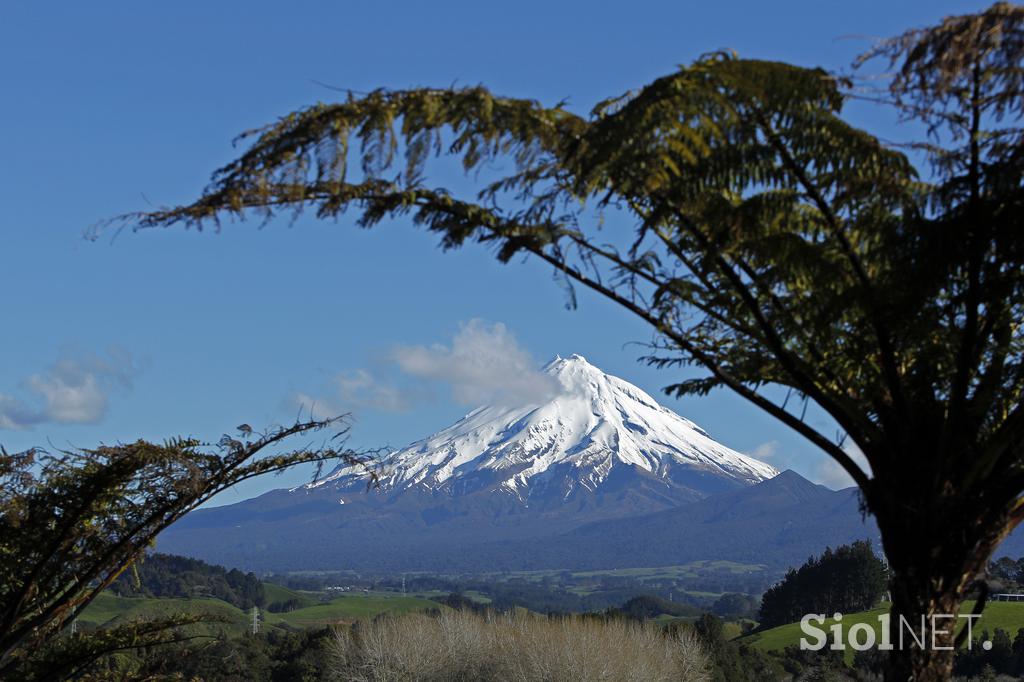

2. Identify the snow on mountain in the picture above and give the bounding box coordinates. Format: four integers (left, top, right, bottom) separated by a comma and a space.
304, 354, 778, 499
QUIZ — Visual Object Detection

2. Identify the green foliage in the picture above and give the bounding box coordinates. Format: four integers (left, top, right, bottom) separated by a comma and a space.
265, 597, 307, 614
758, 540, 889, 629
712, 593, 760, 620
80, 589, 444, 636
80, 592, 256, 641
110, 552, 266, 610
774, 640, 853, 681
12, 614, 219, 682
607, 594, 701, 620
260, 582, 319, 613
433, 592, 490, 616
856, 2, 1024, 191
956, 627, 1024, 677
988, 556, 1024, 593
0, 418, 375, 679
92, 627, 336, 682
687, 613, 783, 682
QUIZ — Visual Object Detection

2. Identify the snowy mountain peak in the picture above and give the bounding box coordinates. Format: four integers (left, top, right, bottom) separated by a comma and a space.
305, 355, 778, 500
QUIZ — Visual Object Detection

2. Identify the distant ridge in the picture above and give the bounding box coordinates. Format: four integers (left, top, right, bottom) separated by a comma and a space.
162, 469, 878, 573
543, 470, 876, 568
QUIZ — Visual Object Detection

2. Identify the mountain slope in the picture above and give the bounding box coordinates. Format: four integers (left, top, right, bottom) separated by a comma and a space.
309, 354, 777, 503
161, 469, 879, 573
540, 470, 878, 568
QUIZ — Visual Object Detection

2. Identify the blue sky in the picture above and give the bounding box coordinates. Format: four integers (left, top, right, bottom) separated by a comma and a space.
0, 1, 986, 504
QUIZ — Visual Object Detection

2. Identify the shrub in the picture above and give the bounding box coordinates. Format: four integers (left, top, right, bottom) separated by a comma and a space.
331, 609, 710, 681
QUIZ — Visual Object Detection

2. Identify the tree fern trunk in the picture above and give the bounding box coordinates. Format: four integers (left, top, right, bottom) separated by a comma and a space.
884, 589, 960, 682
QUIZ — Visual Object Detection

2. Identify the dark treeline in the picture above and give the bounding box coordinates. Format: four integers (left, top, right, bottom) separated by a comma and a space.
758, 541, 888, 629
605, 594, 702, 620
264, 572, 357, 592
92, 628, 334, 681
110, 552, 265, 610
711, 593, 760, 620
956, 628, 1024, 678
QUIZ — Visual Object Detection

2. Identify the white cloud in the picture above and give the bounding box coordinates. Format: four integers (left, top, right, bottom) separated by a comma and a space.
747, 441, 779, 461
333, 369, 408, 411
294, 319, 561, 413
393, 319, 560, 407
297, 319, 559, 416
814, 440, 872, 490
0, 348, 140, 430
295, 369, 410, 417
293, 392, 344, 421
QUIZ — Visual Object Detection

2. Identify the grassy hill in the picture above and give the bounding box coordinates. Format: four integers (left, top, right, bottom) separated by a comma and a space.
744, 601, 1024, 661
274, 594, 447, 626
81, 589, 444, 634
80, 593, 257, 636
261, 582, 318, 611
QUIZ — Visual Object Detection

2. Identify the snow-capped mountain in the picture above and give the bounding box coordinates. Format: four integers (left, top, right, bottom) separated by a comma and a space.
161, 354, 790, 573
305, 354, 777, 501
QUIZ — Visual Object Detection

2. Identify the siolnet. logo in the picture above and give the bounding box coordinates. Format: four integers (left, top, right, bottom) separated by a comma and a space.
800, 612, 987, 652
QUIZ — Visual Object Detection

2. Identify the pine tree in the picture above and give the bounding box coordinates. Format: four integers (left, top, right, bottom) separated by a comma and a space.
757, 541, 888, 628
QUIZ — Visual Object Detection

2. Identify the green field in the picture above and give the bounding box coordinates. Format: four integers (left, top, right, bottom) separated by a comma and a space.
81, 589, 444, 633
492, 560, 765, 583
80, 594, 258, 636
274, 594, 446, 626
261, 582, 317, 611
744, 602, 1024, 662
